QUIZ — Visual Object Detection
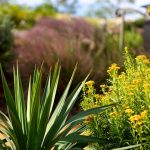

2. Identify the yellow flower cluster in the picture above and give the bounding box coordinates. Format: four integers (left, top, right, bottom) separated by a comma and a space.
85, 80, 95, 86
108, 63, 120, 72
125, 109, 134, 114
135, 55, 150, 65
141, 110, 148, 118
129, 115, 141, 123
85, 115, 93, 124
100, 84, 106, 88
109, 111, 117, 117
129, 110, 148, 126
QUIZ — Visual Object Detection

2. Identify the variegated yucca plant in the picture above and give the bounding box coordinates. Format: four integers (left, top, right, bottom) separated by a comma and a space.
0, 64, 112, 150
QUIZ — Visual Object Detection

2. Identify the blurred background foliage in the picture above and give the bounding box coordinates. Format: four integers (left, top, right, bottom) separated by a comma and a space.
0, 0, 147, 111
0, 16, 14, 66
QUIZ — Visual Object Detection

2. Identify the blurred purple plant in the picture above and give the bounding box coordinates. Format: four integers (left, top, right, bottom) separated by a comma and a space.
14, 17, 107, 93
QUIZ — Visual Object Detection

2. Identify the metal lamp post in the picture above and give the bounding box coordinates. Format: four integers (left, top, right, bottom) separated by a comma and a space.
142, 4, 150, 52
116, 8, 146, 52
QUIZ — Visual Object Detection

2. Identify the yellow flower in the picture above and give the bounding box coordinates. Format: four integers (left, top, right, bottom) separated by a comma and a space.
132, 79, 141, 84
100, 84, 106, 88
85, 115, 93, 124
146, 68, 150, 72
141, 110, 148, 118
143, 84, 150, 88
137, 121, 142, 126
129, 115, 141, 123
125, 109, 134, 114
128, 92, 134, 96
86, 89, 93, 94
130, 116, 135, 123
81, 130, 92, 136
85, 80, 95, 86
135, 55, 147, 61
108, 63, 120, 71
95, 94, 100, 100
134, 115, 141, 121
143, 84, 150, 92
109, 112, 117, 117
143, 59, 150, 64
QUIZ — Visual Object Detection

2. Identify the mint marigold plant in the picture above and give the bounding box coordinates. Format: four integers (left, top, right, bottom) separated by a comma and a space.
80, 48, 150, 149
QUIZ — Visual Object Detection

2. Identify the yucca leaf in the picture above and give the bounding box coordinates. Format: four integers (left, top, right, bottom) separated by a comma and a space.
0, 111, 12, 129
61, 134, 100, 143
0, 127, 16, 150
36, 65, 60, 149
0, 138, 10, 150
1, 66, 26, 150
45, 76, 89, 149
27, 77, 31, 123
112, 144, 141, 150
0, 112, 18, 150
42, 66, 77, 149
27, 66, 43, 150
47, 63, 59, 117
60, 74, 90, 125
1, 64, 114, 150
40, 71, 51, 115
65, 104, 114, 127
13, 65, 27, 136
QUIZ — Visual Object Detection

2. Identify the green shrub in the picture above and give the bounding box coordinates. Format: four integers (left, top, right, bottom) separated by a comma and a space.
0, 3, 57, 29
0, 4, 35, 29
0, 16, 14, 65
124, 31, 143, 50
80, 48, 150, 149
0, 64, 113, 150
33, 3, 57, 18
125, 18, 144, 31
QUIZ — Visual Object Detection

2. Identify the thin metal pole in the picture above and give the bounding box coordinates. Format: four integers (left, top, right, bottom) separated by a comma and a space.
119, 11, 125, 51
